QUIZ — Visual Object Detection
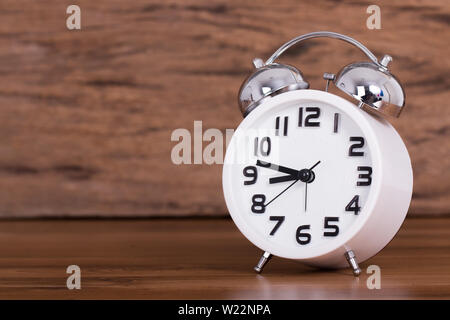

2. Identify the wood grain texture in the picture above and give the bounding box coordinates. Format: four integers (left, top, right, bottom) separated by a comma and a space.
0, 0, 448, 217
0, 217, 449, 299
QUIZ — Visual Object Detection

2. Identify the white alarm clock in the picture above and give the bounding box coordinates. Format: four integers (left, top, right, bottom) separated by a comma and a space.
222, 32, 413, 275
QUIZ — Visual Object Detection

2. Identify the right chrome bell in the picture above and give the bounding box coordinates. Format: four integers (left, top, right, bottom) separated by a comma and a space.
334, 55, 406, 118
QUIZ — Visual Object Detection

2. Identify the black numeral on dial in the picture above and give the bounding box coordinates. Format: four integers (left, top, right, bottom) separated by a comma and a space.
333, 113, 340, 133
357, 166, 372, 186
323, 217, 339, 237
298, 107, 320, 127
251, 194, 266, 214
296, 225, 311, 245
345, 195, 361, 215
275, 116, 289, 136
243, 166, 257, 185
348, 137, 365, 156
269, 216, 285, 235
254, 137, 271, 157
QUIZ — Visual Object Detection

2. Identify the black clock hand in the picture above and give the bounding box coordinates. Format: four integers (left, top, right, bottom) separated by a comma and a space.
304, 182, 308, 212
263, 160, 321, 208
270, 174, 297, 184
256, 160, 300, 176
304, 161, 320, 212
265, 179, 300, 207
269, 160, 321, 184
256, 160, 302, 184
309, 160, 321, 171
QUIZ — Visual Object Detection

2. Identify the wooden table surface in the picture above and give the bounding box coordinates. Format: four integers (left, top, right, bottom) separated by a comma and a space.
0, 217, 449, 299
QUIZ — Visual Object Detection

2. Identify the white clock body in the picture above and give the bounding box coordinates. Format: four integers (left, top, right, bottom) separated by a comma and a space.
222, 89, 413, 268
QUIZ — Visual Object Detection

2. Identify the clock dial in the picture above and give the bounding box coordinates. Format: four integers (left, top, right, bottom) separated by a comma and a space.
224, 98, 374, 256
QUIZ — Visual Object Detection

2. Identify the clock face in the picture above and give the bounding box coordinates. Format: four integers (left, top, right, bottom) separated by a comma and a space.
223, 90, 379, 259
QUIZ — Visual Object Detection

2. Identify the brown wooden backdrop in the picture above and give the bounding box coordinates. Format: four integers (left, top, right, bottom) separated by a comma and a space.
0, 0, 448, 218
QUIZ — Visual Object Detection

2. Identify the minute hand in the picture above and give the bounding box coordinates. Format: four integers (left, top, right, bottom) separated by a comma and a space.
269, 160, 321, 184
256, 160, 300, 176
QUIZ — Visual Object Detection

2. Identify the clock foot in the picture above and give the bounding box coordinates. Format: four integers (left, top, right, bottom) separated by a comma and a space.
254, 251, 272, 273
344, 250, 361, 277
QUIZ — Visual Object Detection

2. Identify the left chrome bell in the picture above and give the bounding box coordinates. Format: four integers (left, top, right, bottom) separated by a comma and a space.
238, 60, 309, 116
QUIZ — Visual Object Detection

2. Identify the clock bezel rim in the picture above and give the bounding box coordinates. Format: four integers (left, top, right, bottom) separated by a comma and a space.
223, 89, 383, 260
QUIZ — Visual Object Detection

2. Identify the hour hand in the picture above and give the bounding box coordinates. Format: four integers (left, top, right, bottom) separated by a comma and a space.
256, 160, 299, 176
270, 174, 298, 184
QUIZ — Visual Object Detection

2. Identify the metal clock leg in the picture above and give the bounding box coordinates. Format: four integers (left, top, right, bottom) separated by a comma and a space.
254, 251, 272, 273
344, 250, 361, 276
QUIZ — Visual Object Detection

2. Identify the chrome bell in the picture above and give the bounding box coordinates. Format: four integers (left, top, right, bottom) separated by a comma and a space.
238, 58, 309, 116
334, 55, 405, 118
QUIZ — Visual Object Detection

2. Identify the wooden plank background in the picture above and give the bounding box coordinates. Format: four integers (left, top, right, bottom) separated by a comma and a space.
0, 0, 448, 218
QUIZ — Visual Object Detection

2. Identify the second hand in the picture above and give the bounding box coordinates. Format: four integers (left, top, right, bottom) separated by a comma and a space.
265, 179, 299, 207
304, 182, 308, 212
304, 160, 320, 212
